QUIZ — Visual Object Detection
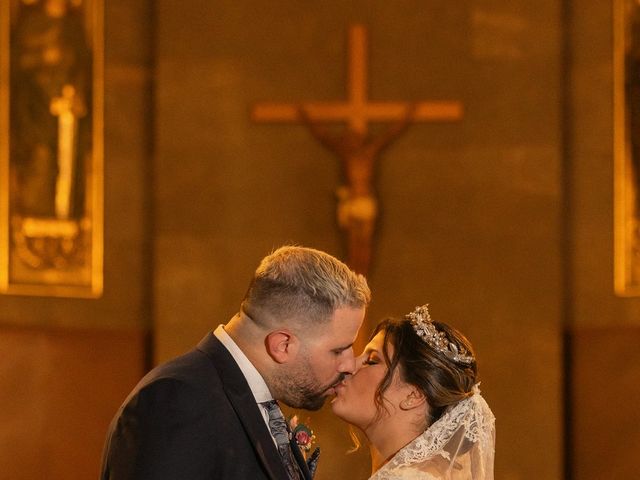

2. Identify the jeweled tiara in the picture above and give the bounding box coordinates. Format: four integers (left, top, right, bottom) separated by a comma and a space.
406, 305, 474, 365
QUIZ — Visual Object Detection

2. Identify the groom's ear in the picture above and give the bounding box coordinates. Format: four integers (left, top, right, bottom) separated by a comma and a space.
399, 388, 427, 411
265, 330, 299, 363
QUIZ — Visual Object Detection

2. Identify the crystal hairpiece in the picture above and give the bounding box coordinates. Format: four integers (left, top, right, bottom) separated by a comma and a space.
406, 305, 474, 365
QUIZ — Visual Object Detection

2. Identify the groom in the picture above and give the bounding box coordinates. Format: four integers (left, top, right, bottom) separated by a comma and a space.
100, 245, 370, 480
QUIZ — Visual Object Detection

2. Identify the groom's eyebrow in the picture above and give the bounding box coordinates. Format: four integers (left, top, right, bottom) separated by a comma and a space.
332, 343, 354, 354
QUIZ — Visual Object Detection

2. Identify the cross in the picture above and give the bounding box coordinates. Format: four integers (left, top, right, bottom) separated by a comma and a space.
251, 24, 463, 274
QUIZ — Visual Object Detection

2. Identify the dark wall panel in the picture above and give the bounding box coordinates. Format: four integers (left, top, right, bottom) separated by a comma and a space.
0, 327, 145, 479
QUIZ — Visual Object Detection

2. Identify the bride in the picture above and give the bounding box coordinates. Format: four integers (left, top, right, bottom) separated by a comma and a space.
331, 305, 495, 479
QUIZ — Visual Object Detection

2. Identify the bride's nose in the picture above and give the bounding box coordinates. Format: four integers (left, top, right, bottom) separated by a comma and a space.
353, 353, 367, 373
337, 348, 357, 374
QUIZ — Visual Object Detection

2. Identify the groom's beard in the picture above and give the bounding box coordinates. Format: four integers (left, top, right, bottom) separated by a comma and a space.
275, 360, 345, 410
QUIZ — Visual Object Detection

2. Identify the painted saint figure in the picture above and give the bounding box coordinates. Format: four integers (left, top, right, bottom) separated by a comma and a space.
10, 0, 91, 220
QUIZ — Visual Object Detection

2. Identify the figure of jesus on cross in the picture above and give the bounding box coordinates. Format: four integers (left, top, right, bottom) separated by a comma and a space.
251, 24, 462, 274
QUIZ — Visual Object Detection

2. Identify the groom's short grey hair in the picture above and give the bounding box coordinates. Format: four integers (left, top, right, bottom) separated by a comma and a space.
241, 245, 370, 326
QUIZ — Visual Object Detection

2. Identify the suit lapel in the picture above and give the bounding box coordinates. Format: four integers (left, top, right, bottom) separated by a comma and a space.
290, 438, 312, 480
197, 333, 289, 480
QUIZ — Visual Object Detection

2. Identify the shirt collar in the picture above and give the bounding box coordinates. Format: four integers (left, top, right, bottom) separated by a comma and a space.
213, 324, 273, 404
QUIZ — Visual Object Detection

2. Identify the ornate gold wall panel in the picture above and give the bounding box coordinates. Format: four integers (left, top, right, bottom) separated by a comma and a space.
614, 0, 640, 295
0, 0, 103, 297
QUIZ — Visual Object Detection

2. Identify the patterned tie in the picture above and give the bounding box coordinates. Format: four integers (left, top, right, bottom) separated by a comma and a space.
261, 400, 302, 480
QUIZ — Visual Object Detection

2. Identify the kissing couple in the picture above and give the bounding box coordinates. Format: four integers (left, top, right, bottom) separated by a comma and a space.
101, 246, 495, 480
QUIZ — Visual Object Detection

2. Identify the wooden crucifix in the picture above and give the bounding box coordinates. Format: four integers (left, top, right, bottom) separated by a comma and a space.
251, 24, 463, 274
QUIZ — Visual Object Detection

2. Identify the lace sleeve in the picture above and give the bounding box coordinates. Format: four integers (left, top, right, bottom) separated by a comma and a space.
370, 465, 440, 480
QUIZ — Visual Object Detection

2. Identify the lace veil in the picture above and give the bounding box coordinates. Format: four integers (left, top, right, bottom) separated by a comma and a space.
370, 385, 495, 480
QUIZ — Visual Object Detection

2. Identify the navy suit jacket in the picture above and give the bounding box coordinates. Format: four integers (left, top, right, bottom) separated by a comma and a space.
100, 333, 312, 480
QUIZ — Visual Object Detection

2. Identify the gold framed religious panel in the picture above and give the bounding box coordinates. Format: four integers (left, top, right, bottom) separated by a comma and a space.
614, 0, 640, 295
0, 0, 103, 298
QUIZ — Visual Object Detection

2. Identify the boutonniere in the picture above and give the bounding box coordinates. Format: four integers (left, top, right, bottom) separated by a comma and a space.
288, 415, 316, 453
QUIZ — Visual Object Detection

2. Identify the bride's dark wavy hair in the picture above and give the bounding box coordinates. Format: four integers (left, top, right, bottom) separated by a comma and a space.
372, 316, 479, 426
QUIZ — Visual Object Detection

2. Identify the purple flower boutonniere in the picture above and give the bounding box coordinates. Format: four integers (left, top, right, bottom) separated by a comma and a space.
289, 415, 316, 453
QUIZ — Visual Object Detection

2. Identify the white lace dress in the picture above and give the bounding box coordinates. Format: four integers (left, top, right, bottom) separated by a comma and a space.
369, 387, 495, 480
